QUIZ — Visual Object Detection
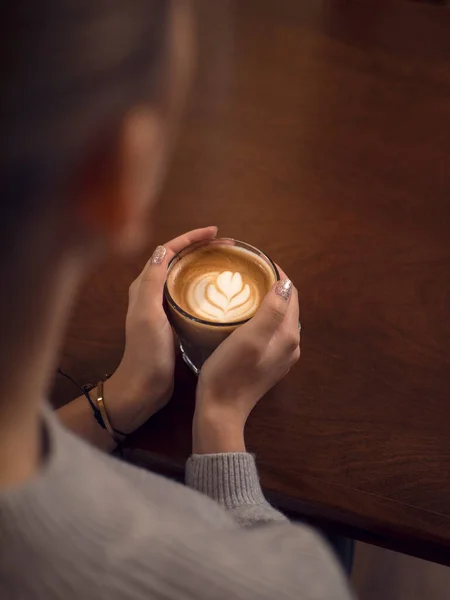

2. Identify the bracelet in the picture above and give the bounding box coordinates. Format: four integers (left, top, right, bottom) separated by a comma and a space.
96, 380, 128, 444
57, 368, 128, 446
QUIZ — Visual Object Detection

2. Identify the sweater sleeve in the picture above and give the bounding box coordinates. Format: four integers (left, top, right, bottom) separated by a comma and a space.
185, 452, 287, 526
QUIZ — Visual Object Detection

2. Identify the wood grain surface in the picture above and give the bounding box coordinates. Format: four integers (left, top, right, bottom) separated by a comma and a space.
52, 0, 450, 563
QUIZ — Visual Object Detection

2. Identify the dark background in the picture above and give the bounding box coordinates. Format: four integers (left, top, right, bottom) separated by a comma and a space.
53, 0, 450, 564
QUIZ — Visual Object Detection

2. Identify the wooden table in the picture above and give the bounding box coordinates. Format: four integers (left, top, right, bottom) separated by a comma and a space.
53, 0, 450, 564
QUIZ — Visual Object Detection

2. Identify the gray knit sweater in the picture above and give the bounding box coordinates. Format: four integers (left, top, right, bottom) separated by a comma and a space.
0, 410, 352, 599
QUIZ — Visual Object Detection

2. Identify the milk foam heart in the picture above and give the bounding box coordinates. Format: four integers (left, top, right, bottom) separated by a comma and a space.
186, 270, 259, 322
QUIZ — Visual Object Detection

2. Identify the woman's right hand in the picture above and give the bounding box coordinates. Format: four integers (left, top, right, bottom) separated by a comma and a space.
193, 272, 300, 454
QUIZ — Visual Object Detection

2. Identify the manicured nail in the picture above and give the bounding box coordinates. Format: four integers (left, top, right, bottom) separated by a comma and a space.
275, 278, 292, 301
151, 245, 166, 264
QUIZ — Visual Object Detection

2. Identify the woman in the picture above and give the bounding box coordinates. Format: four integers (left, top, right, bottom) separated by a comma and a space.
0, 1, 351, 599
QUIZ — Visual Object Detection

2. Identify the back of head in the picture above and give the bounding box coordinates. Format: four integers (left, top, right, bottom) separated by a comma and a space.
0, 0, 178, 391
1, 0, 169, 257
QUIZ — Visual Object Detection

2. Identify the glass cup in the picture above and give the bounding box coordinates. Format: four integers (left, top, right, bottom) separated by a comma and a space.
164, 238, 279, 375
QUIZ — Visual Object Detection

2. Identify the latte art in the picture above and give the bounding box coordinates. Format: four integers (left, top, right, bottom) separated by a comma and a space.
187, 270, 258, 322
166, 241, 277, 333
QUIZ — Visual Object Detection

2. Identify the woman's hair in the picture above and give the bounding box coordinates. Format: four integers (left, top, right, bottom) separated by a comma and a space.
1, 0, 169, 245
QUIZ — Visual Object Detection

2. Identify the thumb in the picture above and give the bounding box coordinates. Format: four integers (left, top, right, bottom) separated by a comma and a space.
249, 278, 293, 339
137, 245, 169, 310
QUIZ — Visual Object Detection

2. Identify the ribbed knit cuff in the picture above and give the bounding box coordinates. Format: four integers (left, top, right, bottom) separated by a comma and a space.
185, 453, 267, 509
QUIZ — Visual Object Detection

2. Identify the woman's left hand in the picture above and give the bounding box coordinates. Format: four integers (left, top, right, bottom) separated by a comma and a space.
103, 226, 218, 434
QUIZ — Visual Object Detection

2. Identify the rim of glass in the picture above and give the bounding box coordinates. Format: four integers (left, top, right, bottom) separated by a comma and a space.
164, 237, 280, 327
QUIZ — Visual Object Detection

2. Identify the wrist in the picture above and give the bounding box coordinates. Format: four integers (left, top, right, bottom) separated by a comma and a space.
193, 405, 246, 454
101, 374, 136, 435
103, 361, 173, 435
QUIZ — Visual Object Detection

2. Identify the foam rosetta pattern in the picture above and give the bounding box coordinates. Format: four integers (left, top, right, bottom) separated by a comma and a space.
186, 270, 259, 322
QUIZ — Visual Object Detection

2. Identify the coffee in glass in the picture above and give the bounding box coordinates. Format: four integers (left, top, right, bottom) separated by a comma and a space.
164, 238, 279, 374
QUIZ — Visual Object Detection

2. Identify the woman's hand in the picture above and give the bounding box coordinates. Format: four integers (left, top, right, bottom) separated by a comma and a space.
104, 226, 218, 435
193, 271, 300, 453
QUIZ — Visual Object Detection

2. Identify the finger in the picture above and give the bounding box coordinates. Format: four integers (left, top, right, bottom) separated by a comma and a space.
274, 263, 300, 343
127, 277, 141, 311
249, 277, 293, 340
138, 226, 218, 286
137, 226, 218, 309
164, 226, 218, 263
284, 285, 300, 342
281, 345, 301, 379
142, 226, 219, 283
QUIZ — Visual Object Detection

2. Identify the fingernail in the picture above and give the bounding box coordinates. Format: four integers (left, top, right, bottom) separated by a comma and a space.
275, 278, 292, 301
211, 226, 218, 238
151, 245, 166, 265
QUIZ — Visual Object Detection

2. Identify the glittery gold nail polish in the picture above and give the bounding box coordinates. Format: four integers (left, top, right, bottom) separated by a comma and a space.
275, 278, 292, 301
151, 245, 166, 265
